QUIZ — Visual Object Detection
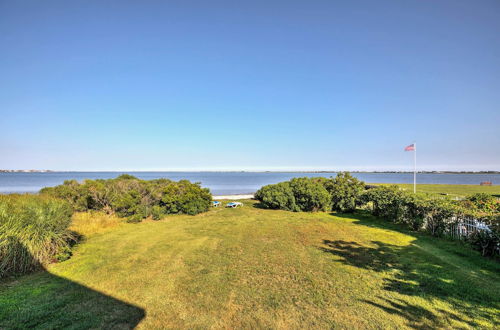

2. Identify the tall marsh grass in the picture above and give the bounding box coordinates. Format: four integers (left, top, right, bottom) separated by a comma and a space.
0, 194, 74, 277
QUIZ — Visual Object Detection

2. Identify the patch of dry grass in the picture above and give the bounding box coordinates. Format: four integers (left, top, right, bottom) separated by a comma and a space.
70, 211, 124, 237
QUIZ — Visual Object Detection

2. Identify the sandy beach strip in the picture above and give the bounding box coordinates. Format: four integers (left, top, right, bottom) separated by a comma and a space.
213, 194, 254, 200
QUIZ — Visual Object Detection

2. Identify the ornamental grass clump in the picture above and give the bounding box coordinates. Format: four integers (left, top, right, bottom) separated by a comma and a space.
0, 194, 74, 278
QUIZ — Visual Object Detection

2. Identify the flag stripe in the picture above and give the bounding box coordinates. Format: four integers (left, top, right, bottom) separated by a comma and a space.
404, 144, 415, 151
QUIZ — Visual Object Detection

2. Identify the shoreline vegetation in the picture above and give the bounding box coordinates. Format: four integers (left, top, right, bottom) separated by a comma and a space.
6, 175, 498, 279
214, 183, 500, 199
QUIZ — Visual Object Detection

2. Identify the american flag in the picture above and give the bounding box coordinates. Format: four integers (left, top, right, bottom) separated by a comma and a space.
404, 144, 415, 151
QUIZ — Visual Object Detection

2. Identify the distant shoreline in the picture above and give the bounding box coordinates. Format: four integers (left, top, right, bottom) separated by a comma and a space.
1, 170, 499, 174
213, 194, 254, 200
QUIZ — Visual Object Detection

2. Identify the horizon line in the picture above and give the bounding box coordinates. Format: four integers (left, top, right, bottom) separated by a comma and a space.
2, 169, 500, 173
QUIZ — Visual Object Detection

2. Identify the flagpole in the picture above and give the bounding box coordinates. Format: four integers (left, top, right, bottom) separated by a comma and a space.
413, 142, 417, 193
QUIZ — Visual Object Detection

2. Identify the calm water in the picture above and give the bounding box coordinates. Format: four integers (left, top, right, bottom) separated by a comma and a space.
0, 172, 498, 195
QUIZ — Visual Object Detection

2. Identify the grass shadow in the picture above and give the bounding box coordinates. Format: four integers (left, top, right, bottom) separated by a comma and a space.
252, 201, 269, 209
320, 212, 500, 328
0, 240, 145, 329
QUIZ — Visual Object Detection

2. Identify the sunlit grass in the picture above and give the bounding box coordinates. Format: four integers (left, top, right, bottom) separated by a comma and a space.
378, 183, 500, 197
1, 200, 499, 328
70, 211, 124, 237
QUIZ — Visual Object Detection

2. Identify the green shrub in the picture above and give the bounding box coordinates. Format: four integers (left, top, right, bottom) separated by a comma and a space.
40, 176, 212, 221
255, 177, 330, 212
463, 193, 500, 213
456, 195, 499, 255
419, 198, 457, 236
398, 193, 426, 231
255, 182, 298, 211
0, 195, 74, 277
467, 214, 499, 257
40, 179, 90, 211
327, 172, 365, 212
362, 185, 402, 218
289, 178, 331, 212
151, 205, 165, 220
362, 186, 459, 236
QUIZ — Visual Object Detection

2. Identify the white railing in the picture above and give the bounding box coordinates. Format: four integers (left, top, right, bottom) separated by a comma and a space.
448, 216, 490, 240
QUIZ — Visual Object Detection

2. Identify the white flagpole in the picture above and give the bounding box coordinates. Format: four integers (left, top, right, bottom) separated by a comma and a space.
413, 142, 417, 193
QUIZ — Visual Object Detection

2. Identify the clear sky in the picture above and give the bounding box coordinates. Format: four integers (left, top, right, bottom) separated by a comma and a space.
1, 0, 499, 171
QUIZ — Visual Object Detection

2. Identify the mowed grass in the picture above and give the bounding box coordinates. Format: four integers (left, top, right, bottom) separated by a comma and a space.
378, 183, 500, 198
1, 200, 499, 329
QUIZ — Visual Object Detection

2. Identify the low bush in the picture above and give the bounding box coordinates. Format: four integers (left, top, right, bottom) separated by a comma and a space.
0, 194, 74, 278
362, 186, 460, 236
326, 172, 365, 212
255, 177, 330, 212
462, 193, 500, 214
41, 175, 212, 221
467, 214, 499, 257
289, 178, 331, 212
40, 179, 90, 212
256, 173, 366, 212
458, 195, 500, 257
254, 182, 298, 211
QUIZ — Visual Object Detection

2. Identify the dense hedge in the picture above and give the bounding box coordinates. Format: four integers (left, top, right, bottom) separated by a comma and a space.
41, 175, 212, 221
256, 173, 499, 257
255, 178, 331, 212
362, 186, 500, 256
255, 173, 362, 212
462, 193, 500, 214
0, 194, 74, 278
362, 186, 458, 235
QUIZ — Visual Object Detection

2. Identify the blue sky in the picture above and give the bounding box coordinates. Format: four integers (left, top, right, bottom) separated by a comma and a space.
1, 0, 499, 171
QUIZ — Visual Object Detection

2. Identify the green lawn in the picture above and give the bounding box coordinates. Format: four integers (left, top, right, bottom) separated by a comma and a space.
1, 200, 499, 329
377, 183, 500, 198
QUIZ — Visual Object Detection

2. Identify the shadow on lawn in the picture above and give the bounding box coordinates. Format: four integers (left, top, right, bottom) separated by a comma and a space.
252, 201, 268, 210
320, 213, 499, 328
0, 241, 145, 329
